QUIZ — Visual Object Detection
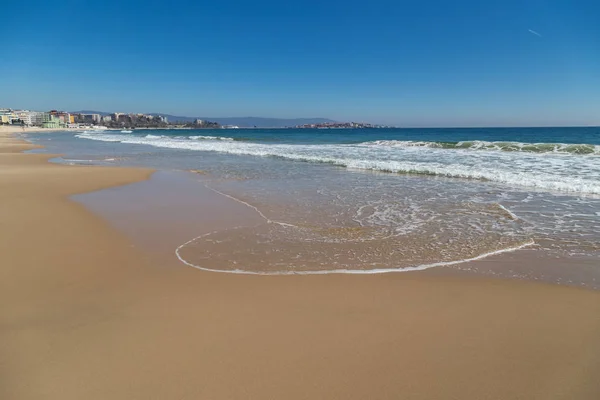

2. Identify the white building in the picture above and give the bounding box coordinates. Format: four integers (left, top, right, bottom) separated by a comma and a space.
14, 111, 31, 125
0, 108, 15, 124
30, 111, 45, 126
14, 110, 45, 126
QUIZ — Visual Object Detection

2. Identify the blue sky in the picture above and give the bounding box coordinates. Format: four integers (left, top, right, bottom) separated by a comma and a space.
1, 0, 599, 126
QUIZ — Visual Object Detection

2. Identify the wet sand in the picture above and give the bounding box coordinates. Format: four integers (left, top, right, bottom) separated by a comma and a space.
2, 128, 600, 399
75, 170, 600, 288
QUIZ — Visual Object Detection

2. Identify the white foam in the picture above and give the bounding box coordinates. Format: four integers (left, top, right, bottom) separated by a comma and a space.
359, 139, 600, 155
189, 135, 234, 141
359, 140, 445, 148
75, 132, 600, 195
175, 230, 535, 275
496, 203, 520, 220
174, 185, 536, 275
204, 184, 297, 228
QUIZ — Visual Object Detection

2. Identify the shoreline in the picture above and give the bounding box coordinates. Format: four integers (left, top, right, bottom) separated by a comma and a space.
74, 168, 600, 289
173, 181, 538, 276
2, 128, 600, 399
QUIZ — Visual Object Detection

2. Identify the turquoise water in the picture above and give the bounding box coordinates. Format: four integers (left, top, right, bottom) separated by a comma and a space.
26, 127, 600, 277
70, 127, 600, 194
79, 126, 600, 145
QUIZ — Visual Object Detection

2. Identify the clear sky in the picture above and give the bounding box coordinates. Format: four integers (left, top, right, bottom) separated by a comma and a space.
1, 0, 599, 126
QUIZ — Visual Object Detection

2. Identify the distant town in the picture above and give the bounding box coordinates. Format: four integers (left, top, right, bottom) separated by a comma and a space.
0, 108, 223, 129
1, 108, 388, 129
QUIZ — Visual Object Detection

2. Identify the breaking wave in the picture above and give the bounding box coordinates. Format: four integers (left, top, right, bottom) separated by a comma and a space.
75, 132, 600, 195
359, 140, 600, 155
144, 134, 235, 141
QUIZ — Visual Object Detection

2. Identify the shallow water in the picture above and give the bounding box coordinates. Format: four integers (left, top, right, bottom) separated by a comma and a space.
27, 128, 600, 276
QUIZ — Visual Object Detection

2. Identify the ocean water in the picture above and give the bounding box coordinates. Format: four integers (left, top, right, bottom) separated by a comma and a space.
27, 127, 600, 276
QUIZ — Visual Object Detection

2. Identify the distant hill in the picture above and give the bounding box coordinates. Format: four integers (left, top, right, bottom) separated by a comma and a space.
71, 111, 336, 128
194, 117, 337, 128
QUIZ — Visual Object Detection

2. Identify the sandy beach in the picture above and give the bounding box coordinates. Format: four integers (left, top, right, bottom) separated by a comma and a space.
2, 127, 600, 399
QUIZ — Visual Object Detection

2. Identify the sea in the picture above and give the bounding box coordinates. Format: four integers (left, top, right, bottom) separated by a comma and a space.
25, 127, 600, 283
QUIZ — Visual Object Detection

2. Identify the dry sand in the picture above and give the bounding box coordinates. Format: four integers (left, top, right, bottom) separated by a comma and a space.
0, 125, 72, 134
1, 127, 600, 399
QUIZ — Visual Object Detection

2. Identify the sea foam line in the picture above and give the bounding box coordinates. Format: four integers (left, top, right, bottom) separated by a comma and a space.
204, 184, 297, 228
175, 185, 535, 275
174, 232, 535, 275
497, 203, 520, 221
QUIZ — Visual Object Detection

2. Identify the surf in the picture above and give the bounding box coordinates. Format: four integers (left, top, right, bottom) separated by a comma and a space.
75, 131, 600, 195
